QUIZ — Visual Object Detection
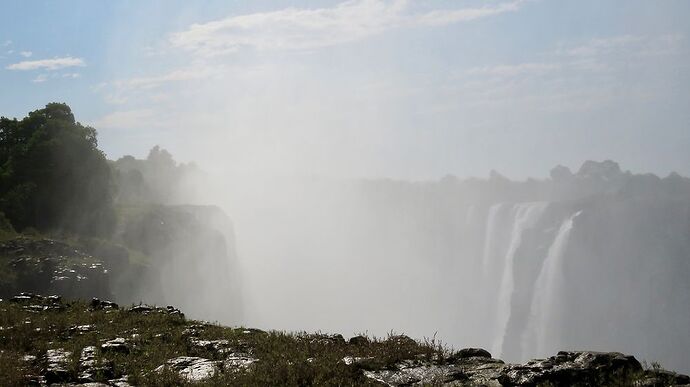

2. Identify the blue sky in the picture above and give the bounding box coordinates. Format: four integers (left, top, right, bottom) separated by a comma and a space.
1, 0, 689, 179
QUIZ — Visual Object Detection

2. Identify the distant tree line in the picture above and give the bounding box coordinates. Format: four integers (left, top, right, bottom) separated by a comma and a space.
111, 146, 199, 205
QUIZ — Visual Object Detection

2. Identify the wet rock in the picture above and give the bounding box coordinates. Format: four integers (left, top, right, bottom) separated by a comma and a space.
182, 324, 206, 337
22, 354, 37, 363
79, 345, 114, 382
224, 352, 258, 370
44, 348, 72, 384
23, 304, 47, 313
101, 337, 129, 354
10, 292, 43, 303
164, 305, 184, 317
24, 303, 65, 312
108, 375, 133, 387
80, 346, 97, 368
128, 304, 184, 318
26, 375, 47, 385
69, 324, 96, 335
241, 328, 266, 335
449, 348, 492, 361
90, 298, 118, 310
13, 293, 66, 313
129, 304, 154, 314
461, 359, 506, 386
342, 356, 374, 366
498, 351, 644, 386
364, 361, 467, 386
155, 356, 221, 382
189, 338, 230, 353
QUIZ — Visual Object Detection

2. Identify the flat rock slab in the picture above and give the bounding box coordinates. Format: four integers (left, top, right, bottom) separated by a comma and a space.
155, 356, 221, 382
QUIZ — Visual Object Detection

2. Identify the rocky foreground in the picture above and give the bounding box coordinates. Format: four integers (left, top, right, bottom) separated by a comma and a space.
0, 294, 687, 386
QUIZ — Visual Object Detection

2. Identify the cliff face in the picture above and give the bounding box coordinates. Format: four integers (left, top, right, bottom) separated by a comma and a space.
0, 204, 243, 326
116, 204, 243, 324
228, 160, 690, 375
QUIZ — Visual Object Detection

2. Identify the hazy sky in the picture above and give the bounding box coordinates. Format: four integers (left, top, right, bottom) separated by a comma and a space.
1, 0, 689, 179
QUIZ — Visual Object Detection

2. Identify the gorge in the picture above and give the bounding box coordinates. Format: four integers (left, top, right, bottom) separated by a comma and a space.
221, 160, 690, 375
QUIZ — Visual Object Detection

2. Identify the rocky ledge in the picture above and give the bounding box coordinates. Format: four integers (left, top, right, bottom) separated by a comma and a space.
0, 295, 687, 386
0, 238, 112, 301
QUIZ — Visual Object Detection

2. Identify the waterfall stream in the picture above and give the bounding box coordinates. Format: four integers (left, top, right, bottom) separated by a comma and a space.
521, 210, 582, 358
490, 202, 549, 358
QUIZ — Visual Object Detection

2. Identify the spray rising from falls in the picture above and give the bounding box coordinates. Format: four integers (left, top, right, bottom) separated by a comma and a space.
522, 210, 583, 358
489, 202, 549, 358
465, 204, 476, 226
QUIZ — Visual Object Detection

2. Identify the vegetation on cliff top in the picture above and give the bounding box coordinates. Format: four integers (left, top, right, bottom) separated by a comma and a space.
0, 296, 446, 386
1, 295, 688, 386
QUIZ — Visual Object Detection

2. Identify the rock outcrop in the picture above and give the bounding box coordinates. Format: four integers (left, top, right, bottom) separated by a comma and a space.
0, 238, 112, 300
2, 294, 687, 386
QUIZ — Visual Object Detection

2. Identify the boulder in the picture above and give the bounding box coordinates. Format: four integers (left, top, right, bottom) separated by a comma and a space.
44, 348, 72, 384
155, 356, 221, 382
364, 361, 467, 386
498, 351, 643, 386
101, 337, 130, 354
90, 298, 118, 310
450, 348, 492, 360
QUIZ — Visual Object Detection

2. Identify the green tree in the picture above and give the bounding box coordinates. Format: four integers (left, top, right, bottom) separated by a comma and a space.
0, 103, 115, 235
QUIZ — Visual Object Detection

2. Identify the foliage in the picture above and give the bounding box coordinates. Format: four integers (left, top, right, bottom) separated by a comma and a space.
0, 103, 115, 236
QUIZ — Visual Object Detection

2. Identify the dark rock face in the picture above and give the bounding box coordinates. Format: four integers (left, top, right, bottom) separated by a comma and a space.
451, 347, 493, 360
10, 292, 66, 312
119, 205, 243, 324
101, 337, 130, 354
498, 351, 643, 386
0, 238, 112, 300
363, 350, 689, 386
90, 297, 118, 310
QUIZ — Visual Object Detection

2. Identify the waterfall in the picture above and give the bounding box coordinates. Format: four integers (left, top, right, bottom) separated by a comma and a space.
521, 210, 582, 359
481, 203, 506, 276
490, 202, 548, 358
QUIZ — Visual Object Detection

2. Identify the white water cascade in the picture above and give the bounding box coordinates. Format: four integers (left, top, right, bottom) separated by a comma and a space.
521, 210, 582, 359
481, 203, 506, 277
490, 202, 549, 358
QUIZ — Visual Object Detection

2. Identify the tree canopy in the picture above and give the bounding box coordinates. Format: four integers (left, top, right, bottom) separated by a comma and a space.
0, 103, 115, 235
